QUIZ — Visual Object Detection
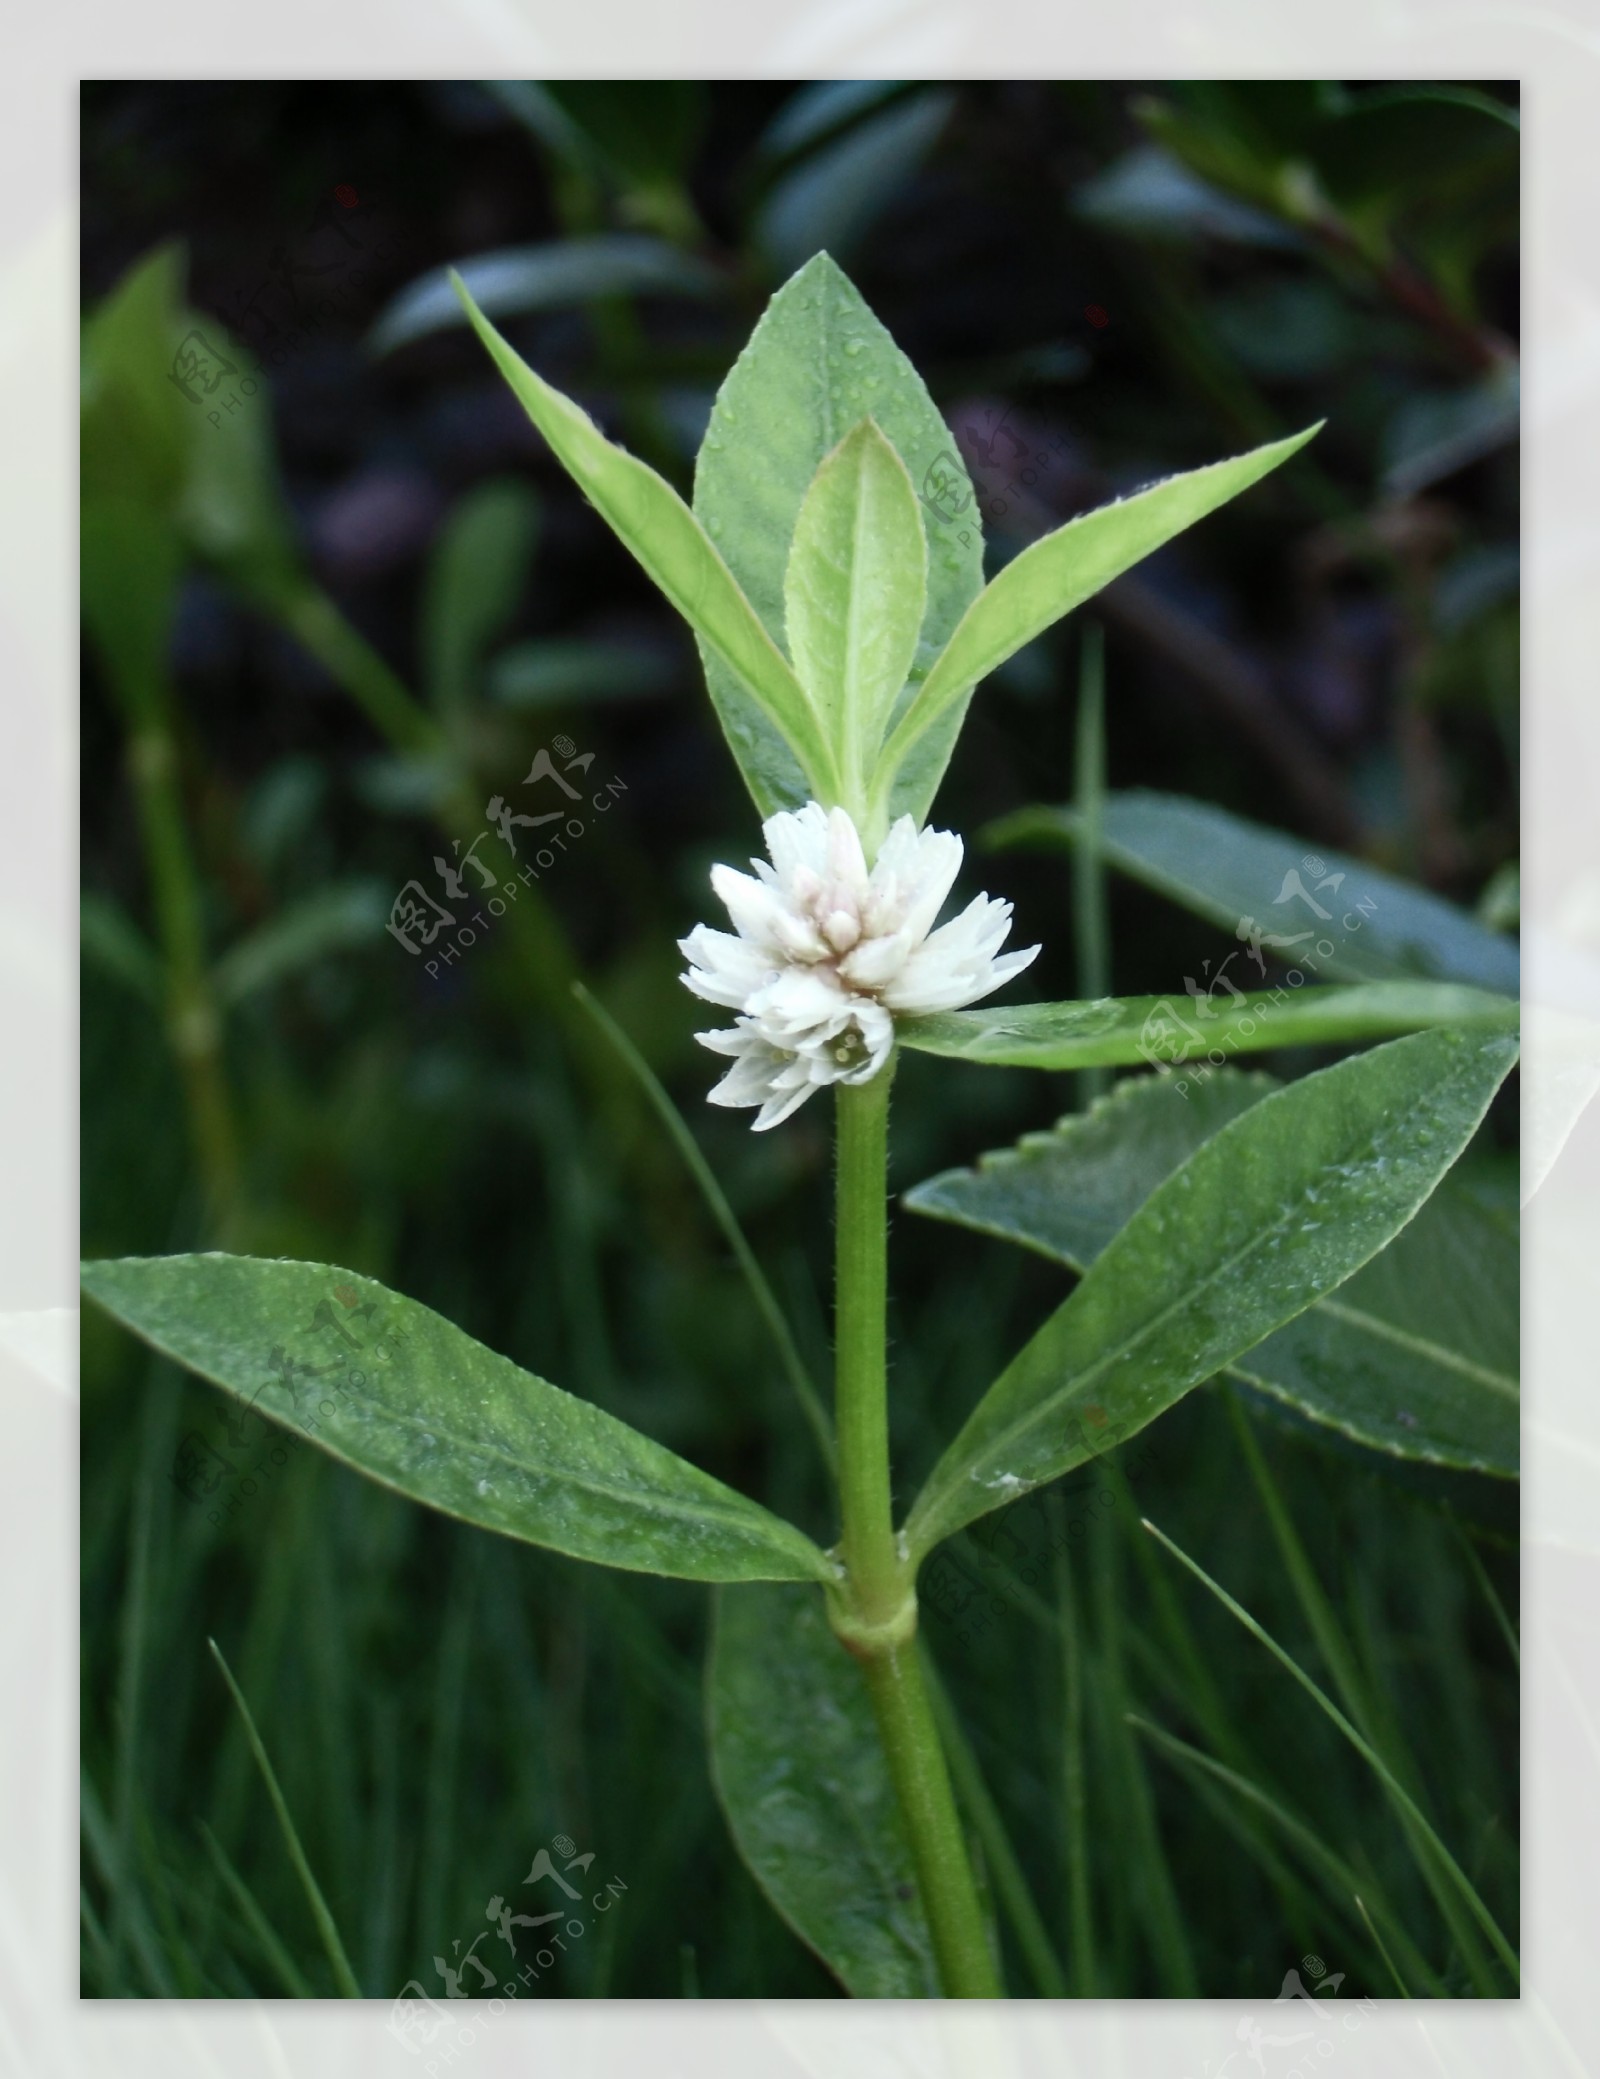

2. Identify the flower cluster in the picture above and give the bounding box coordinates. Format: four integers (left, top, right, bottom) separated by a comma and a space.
679, 802, 1038, 1129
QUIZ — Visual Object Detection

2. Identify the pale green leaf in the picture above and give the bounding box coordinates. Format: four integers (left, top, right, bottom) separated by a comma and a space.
904, 1026, 1519, 1556
421, 478, 541, 717
991, 790, 1520, 996
899, 981, 1516, 1071
874, 424, 1322, 828
210, 883, 392, 1006
369, 237, 723, 357
80, 892, 163, 1006
81, 1254, 832, 1586
707, 1583, 939, 1996
906, 1068, 1517, 1474
452, 275, 838, 804
784, 420, 927, 802
692, 252, 983, 823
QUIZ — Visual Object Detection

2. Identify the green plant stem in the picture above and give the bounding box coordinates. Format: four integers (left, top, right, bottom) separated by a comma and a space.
834, 1073, 897, 1618
858, 1642, 999, 1997
832, 1069, 1000, 1999
123, 713, 242, 1234
1073, 621, 1110, 1111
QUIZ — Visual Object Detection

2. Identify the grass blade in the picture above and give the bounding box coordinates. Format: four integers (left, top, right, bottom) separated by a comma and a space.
1224, 1391, 1498, 1992
197, 1820, 315, 1997
573, 980, 835, 1477
207, 1638, 362, 1996
1129, 1713, 1442, 1996
1140, 1517, 1519, 1986
1354, 1891, 1414, 1997
1052, 1506, 1097, 1995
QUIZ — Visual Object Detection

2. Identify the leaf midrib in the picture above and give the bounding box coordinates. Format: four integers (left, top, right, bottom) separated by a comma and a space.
104, 1299, 827, 1573
911, 1060, 1481, 1545
911, 1184, 1517, 1402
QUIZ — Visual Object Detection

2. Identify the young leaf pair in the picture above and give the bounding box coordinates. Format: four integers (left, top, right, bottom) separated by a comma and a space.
452, 251, 1320, 849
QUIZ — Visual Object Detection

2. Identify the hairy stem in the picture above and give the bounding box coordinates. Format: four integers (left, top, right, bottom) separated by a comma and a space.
833, 1069, 1000, 1998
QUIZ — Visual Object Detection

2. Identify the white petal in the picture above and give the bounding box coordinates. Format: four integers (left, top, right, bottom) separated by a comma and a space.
824, 806, 870, 903
837, 924, 914, 993
709, 864, 788, 948
883, 896, 1036, 1012
753, 1081, 820, 1131
747, 967, 852, 1047
679, 926, 776, 1008
762, 802, 831, 887
898, 825, 965, 944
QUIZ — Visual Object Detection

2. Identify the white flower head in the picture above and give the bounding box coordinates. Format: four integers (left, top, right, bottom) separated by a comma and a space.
679, 802, 1039, 1130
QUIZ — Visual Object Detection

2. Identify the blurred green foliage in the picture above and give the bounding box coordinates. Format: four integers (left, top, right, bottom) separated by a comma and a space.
81, 79, 1517, 1999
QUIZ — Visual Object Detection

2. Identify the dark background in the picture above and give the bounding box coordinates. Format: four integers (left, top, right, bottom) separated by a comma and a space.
81, 80, 1518, 1999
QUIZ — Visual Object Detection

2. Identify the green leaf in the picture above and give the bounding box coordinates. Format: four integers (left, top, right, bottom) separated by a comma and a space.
1382, 366, 1519, 500
81, 892, 163, 1006
873, 424, 1321, 829
904, 1026, 1519, 1556
421, 478, 541, 717
81, 1254, 832, 1586
210, 883, 392, 1007
1074, 143, 1302, 249
899, 981, 1516, 1071
707, 1583, 939, 1996
754, 91, 955, 277
692, 252, 983, 825
905, 1068, 1518, 1475
991, 790, 1520, 996
368, 237, 723, 356
542, 81, 708, 187
488, 636, 676, 710
81, 243, 306, 609
784, 420, 927, 803
451, 274, 838, 805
